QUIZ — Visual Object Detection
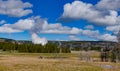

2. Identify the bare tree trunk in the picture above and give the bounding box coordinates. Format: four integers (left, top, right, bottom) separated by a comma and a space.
112, 30, 120, 62
117, 31, 120, 62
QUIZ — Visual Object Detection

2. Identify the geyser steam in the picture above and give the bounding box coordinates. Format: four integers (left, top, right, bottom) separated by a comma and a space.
31, 33, 48, 45
30, 16, 48, 45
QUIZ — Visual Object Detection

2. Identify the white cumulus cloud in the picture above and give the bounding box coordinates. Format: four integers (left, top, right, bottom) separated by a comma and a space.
106, 25, 120, 34
0, 26, 22, 33
0, 0, 33, 17
60, 1, 100, 21
98, 34, 117, 42
60, 0, 120, 26
96, 0, 120, 11
0, 16, 117, 43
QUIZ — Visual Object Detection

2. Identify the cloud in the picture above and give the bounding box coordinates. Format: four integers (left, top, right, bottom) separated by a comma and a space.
82, 30, 100, 37
0, 18, 34, 33
58, 0, 120, 42
42, 23, 117, 41
93, 10, 119, 26
0, 0, 33, 17
97, 34, 117, 42
69, 35, 80, 41
0, 26, 22, 33
7, 19, 34, 30
83, 30, 117, 42
84, 25, 94, 29
60, 0, 120, 26
60, 1, 100, 22
0, 0, 117, 43
0, 20, 6, 24
42, 22, 82, 35
106, 25, 120, 34
0, 15, 117, 43
0, 16, 47, 45
42, 23, 116, 41
96, 0, 120, 11
79, 29, 117, 42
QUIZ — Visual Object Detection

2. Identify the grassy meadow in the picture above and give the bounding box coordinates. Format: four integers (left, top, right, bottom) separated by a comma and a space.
0, 51, 120, 71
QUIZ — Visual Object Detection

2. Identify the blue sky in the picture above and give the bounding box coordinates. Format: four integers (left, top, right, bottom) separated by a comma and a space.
0, 0, 119, 44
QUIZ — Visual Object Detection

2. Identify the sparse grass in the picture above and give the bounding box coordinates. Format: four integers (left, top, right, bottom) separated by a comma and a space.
0, 51, 120, 71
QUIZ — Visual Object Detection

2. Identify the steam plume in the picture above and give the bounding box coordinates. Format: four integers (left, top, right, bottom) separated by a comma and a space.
30, 16, 48, 45
31, 33, 48, 45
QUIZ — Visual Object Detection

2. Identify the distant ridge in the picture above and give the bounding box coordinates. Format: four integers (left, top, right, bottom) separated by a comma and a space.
0, 37, 116, 48
0, 37, 116, 42
0, 38, 15, 42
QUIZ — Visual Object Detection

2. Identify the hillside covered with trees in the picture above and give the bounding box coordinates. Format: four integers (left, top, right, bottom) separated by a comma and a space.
0, 41, 71, 53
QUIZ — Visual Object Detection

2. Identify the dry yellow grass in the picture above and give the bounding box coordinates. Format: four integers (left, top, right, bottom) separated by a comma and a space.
0, 52, 120, 71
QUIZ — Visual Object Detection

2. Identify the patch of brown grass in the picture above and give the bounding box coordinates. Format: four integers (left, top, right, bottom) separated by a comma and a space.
0, 53, 119, 71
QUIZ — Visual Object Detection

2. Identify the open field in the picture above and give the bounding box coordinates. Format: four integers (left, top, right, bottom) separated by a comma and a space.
0, 51, 120, 71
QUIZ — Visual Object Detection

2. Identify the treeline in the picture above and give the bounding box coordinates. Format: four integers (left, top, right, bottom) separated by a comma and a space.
71, 46, 101, 51
0, 42, 71, 53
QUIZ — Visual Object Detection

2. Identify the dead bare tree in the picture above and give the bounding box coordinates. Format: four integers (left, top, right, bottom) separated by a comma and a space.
111, 30, 120, 62
117, 30, 120, 43
116, 30, 120, 62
